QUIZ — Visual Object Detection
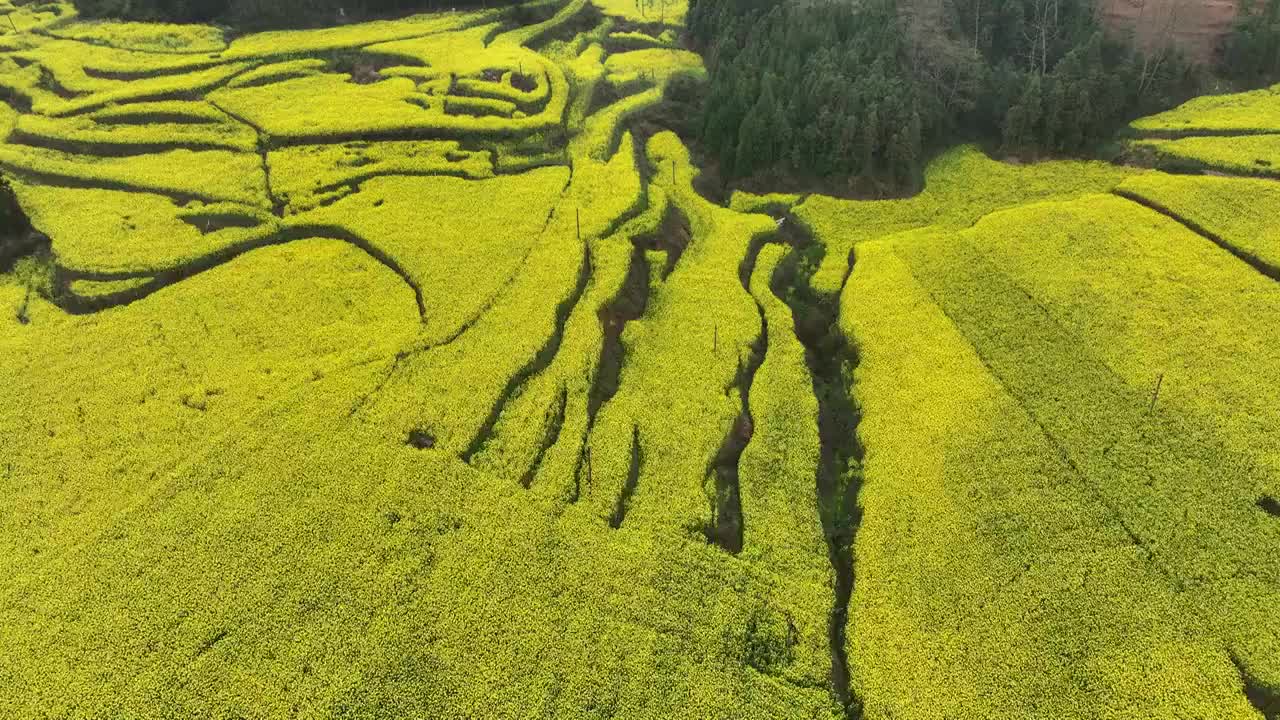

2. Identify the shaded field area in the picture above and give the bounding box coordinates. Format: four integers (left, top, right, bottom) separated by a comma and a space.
1, 0, 1279, 718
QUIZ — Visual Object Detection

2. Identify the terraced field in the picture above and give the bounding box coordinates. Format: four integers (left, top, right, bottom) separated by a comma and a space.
0, 0, 1278, 718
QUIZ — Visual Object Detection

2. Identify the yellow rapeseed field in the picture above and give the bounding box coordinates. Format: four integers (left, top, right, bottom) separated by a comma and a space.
0, 0, 1277, 718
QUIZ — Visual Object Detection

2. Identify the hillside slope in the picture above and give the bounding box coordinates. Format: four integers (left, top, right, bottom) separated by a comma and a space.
1101, 0, 1239, 63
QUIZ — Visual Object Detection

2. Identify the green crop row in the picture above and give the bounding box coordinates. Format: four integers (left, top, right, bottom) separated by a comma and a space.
0, 98, 15, 140
0, 343, 835, 717
66, 275, 153, 301
3, 35, 246, 113
604, 48, 702, 83
0, 9, 856, 718
598, 48, 702, 102
16, 40, 144, 96
0, 234, 422, 588
0, 0, 76, 34
327, 129, 647, 466
362, 22, 499, 65
56, 40, 227, 79
342, 180, 593, 456
843, 230, 1265, 719
967, 194, 1280, 492
794, 146, 1135, 296
0, 56, 68, 114
490, 0, 588, 48
573, 49, 705, 161
564, 42, 606, 132
606, 30, 676, 51
18, 8, 488, 83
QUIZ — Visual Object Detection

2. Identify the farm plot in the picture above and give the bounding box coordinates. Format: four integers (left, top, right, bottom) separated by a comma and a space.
845, 235, 1261, 720
1132, 134, 1280, 177
792, 146, 1135, 295
836, 192, 1280, 719
3, 1, 1280, 718
1131, 83, 1280, 135
0, 2, 844, 718
1126, 81, 1280, 183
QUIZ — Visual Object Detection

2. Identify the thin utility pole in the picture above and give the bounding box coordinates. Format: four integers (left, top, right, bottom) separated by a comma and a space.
1148, 372, 1164, 414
